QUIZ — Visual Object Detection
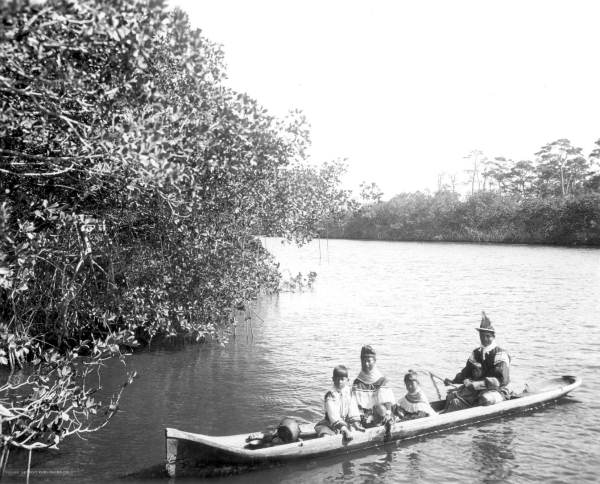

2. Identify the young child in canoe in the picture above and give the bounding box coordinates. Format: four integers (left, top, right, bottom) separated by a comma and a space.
314, 365, 364, 440
443, 362, 485, 411
394, 370, 437, 420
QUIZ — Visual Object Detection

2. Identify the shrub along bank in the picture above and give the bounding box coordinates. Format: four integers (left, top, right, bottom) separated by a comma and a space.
0, 0, 350, 466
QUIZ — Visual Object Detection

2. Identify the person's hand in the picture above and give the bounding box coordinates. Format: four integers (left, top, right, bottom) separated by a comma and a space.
383, 413, 393, 440
463, 379, 473, 389
341, 427, 353, 442
444, 378, 454, 386
351, 421, 365, 432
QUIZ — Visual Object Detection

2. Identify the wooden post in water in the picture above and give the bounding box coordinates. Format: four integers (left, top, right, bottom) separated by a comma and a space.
165, 429, 178, 477
26, 449, 32, 484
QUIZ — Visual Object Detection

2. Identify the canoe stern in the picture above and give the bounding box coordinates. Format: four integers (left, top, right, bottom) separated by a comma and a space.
165, 428, 262, 477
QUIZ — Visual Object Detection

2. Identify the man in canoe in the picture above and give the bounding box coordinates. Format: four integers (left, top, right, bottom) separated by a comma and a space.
314, 365, 364, 440
352, 345, 395, 426
444, 312, 511, 411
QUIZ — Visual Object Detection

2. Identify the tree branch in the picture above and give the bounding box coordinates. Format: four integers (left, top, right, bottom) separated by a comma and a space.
0, 165, 75, 177
0, 149, 101, 162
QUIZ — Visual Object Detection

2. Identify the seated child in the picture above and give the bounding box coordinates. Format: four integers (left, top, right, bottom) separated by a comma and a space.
444, 362, 485, 411
394, 370, 437, 420
314, 365, 364, 440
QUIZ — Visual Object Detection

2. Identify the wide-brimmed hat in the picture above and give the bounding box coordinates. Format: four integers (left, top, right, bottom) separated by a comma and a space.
476, 311, 495, 334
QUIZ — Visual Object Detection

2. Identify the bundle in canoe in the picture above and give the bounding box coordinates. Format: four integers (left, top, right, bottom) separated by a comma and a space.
165, 375, 581, 477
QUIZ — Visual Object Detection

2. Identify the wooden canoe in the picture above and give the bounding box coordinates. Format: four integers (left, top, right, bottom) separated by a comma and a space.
165, 375, 581, 477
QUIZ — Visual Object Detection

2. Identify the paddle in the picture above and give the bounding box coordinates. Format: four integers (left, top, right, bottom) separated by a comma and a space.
425, 371, 459, 399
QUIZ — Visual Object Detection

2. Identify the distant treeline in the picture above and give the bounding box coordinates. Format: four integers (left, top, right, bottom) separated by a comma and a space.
323, 191, 600, 245
322, 139, 600, 246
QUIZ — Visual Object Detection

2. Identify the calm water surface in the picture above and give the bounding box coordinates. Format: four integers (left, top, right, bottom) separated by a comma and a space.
9, 239, 600, 483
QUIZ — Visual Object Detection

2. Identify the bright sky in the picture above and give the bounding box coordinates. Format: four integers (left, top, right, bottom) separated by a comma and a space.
171, 0, 600, 198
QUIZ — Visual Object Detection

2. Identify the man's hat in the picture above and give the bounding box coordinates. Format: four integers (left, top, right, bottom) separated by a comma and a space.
476, 311, 495, 334
360, 345, 376, 359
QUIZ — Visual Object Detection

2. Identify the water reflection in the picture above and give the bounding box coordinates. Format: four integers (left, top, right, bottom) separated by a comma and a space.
471, 426, 516, 481
406, 451, 424, 482
335, 446, 423, 483
339, 459, 355, 479
10, 239, 596, 483
355, 448, 395, 481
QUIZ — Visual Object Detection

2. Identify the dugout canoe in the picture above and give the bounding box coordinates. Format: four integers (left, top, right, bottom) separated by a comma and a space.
165, 375, 581, 477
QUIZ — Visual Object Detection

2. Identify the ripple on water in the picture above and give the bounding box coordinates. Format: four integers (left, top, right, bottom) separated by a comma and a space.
12, 239, 599, 483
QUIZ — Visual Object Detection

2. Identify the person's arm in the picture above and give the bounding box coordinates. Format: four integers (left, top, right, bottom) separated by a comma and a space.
377, 385, 395, 407
488, 350, 510, 387
376, 386, 395, 423
418, 392, 438, 416
393, 399, 407, 419
470, 380, 487, 390
445, 363, 471, 385
449, 352, 477, 384
324, 392, 347, 431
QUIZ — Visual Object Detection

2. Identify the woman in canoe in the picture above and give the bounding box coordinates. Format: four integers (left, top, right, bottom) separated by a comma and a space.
444, 312, 511, 411
352, 345, 395, 427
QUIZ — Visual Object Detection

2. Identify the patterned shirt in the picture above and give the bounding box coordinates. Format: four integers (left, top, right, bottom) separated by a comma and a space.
352, 370, 395, 412
452, 345, 511, 389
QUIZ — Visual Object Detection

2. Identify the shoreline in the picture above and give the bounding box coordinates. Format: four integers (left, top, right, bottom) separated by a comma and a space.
315, 234, 600, 248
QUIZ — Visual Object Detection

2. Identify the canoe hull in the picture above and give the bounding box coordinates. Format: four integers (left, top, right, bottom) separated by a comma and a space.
165, 375, 581, 477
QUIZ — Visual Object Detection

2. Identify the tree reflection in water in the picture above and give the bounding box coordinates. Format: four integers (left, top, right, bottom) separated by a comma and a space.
471, 426, 516, 481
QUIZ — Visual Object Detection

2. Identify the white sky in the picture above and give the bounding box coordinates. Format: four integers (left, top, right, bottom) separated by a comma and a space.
171, 0, 600, 198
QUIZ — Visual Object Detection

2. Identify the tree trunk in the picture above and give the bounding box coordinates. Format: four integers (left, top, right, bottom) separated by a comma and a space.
559, 156, 566, 196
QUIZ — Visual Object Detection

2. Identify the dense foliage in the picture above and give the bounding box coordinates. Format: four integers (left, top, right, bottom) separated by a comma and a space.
326, 140, 600, 245
0, 0, 349, 463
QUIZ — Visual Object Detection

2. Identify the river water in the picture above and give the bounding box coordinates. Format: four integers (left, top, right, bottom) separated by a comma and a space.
8, 239, 600, 483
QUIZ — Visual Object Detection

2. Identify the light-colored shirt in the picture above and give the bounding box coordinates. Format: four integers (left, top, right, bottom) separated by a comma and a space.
397, 390, 437, 416
352, 368, 395, 411
324, 386, 360, 426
